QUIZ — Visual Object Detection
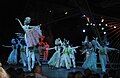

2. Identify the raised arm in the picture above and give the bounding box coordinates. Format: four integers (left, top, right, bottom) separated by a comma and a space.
72, 46, 80, 49
2, 45, 12, 48
15, 18, 24, 29
47, 47, 55, 50
16, 38, 22, 46
107, 47, 118, 51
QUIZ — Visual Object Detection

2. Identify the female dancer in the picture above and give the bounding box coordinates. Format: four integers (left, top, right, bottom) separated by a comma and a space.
96, 40, 119, 73
34, 44, 41, 66
82, 42, 97, 72
19, 39, 27, 68
15, 17, 42, 71
48, 38, 63, 69
15, 17, 42, 48
2, 38, 19, 65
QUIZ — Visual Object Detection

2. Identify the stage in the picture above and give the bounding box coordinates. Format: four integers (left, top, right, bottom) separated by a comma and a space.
2, 62, 110, 78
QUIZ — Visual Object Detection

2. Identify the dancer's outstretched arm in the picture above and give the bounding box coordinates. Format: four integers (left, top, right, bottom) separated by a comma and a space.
15, 18, 24, 27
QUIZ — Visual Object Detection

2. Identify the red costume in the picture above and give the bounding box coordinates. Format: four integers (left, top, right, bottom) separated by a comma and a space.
38, 35, 49, 61
44, 42, 50, 61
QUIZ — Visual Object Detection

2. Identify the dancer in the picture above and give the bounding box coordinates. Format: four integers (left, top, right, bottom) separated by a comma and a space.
69, 45, 80, 68
34, 44, 41, 66
2, 38, 19, 65
96, 41, 119, 73
60, 43, 72, 69
38, 35, 46, 59
26, 46, 35, 72
44, 42, 50, 61
15, 17, 42, 72
81, 42, 97, 72
81, 35, 91, 60
80, 45, 90, 61
82, 36, 89, 46
15, 17, 42, 47
48, 38, 63, 69
19, 39, 27, 68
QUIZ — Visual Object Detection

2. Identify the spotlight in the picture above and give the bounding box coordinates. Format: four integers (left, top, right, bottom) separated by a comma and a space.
90, 23, 92, 25
86, 23, 89, 26
86, 17, 90, 23
49, 10, 52, 12
99, 23, 101, 26
93, 24, 95, 26
65, 12, 68, 14
101, 18, 104, 22
101, 27, 104, 30
103, 32, 106, 34
83, 29, 86, 32
114, 26, 116, 28
105, 24, 108, 26
82, 15, 86, 17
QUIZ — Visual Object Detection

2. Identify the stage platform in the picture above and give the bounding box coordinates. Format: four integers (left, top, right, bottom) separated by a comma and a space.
2, 63, 110, 78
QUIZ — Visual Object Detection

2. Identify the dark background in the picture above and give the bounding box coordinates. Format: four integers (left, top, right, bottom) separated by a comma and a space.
0, 0, 120, 63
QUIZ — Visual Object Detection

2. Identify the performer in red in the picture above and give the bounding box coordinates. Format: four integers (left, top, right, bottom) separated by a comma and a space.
38, 35, 45, 56
44, 42, 50, 61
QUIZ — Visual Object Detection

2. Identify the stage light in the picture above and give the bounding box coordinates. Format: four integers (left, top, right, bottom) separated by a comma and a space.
99, 23, 101, 26
105, 24, 108, 26
103, 32, 106, 34
49, 10, 52, 12
65, 12, 68, 14
93, 24, 95, 26
101, 18, 104, 22
101, 27, 104, 30
90, 23, 92, 25
82, 15, 86, 17
83, 29, 86, 32
86, 23, 89, 26
114, 26, 116, 28
86, 17, 90, 23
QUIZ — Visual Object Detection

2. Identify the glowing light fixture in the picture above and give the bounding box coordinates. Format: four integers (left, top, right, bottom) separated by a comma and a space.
82, 15, 86, 17
83, 29, 86, 32
99, 23, 101, 26
93, 24, 95, 26
90, 23, 92, 25
101, 27, 104, 30
103, 32, 106, 34
65, 12, 68, 14
114, 26, 116, 28
105, 24, 108, 26
101, 18, 104, 22
86, 23, 89, 26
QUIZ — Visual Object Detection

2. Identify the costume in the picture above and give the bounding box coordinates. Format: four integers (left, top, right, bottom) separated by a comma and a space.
19, 42, 27, 67
48, 46, 61, 68
60, 45, 72, 69
82, 47, 97, 71
15, 17, 42, 71
26, 47, 35, 71
34, 46, 41, 66
43, 42, 50, 61
3, 38, 19, 65
24, 25, 42, 47
98, 45, 117, 72
7, 44, 18, 65
69, 46, 79, 68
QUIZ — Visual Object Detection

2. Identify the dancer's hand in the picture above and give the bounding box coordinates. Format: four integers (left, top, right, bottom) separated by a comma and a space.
2, 45, 5, 47
15, 18, 19, 20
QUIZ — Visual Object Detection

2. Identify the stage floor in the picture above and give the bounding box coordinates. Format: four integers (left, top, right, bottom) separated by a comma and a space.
2, 64, 106, 78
